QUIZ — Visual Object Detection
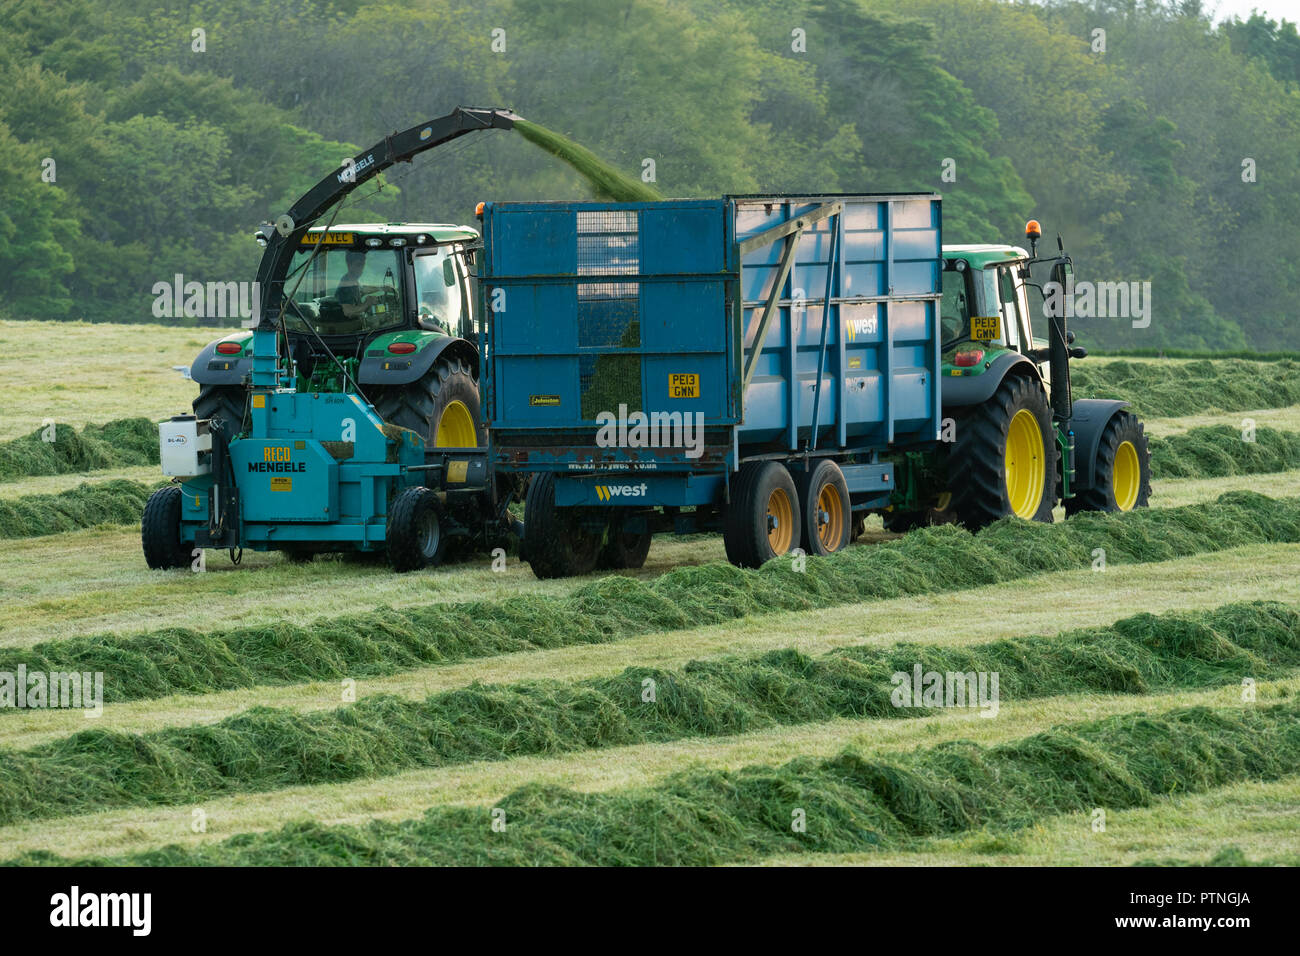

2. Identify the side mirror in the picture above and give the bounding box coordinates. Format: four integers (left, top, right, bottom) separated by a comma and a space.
443, 257, 456, 287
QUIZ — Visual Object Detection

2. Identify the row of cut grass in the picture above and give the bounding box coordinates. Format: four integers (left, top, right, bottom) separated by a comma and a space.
0, 420, 158, 482
1072, 358, 1300, 417
5, 676, 1292, 861
14, 700, 1298, 866
760, 775, 1300, 867
0, 600, 1293, 828
0, 480, 162, 540
1149, 425, 1300, 479
0, 491, 1295, 705
2, 538, 1289, 749
5, 541, 1293, 749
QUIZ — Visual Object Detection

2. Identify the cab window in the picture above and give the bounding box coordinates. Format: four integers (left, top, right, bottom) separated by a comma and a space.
413, 247, 465, 336
994, 266, 1021, 349
940, 269, 973, 344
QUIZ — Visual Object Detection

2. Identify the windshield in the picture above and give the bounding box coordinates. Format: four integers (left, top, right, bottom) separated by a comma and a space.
280, 247, 405, 335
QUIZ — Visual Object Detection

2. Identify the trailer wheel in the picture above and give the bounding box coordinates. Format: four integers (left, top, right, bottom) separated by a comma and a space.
387, 486, 448, 571
193, 384, 247, 432
1066, 411, 1151, 516
945, 375, 1057, 530
372, 356, 483, 447
523, 472, 601, 578
797, 460, 850, 556
142, 485, 193, 570
724, 461, 802, 568
597, 518, 652, 570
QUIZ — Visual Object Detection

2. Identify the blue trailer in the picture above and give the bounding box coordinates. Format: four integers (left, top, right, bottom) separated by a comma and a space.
481, 193, 946, 576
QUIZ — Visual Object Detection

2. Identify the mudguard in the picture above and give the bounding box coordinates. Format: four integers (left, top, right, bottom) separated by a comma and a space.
190, 333, 252, 386
358, 334, 479, 386
941, 351, 1043, 407
1070, 398, 1131, 491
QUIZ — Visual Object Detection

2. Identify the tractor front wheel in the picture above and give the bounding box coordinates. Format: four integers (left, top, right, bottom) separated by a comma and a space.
945, 375, 1057, 530
1066, 412, 1151, 516
387, 486, 448, 571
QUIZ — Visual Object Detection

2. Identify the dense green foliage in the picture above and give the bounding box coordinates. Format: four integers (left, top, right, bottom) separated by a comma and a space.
0, 0, 1296, 349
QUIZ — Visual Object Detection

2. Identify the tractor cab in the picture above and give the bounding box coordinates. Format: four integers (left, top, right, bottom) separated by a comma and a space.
190, 222, 485, 446
940, 244, 1042, 376
277, 224, 479, 342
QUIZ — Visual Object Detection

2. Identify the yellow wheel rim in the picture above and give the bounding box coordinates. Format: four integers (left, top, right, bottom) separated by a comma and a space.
815, 482, 845, 551
1005, 408, 1046, 519
1113, 440, 1140, 511
766, 487, 794, 554
434, 400, 477, 448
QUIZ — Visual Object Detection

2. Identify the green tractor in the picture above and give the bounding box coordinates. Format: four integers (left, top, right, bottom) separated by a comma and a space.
190, 222, 484, 451
886, 220, 1151, 532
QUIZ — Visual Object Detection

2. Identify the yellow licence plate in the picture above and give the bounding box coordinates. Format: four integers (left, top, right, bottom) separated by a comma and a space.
300, 232, 354, 245
971, 315, 1001, 341
669, 373, 699, 398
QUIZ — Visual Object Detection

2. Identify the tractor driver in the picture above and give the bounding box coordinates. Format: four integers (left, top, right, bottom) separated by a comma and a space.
335, 251, 381, 318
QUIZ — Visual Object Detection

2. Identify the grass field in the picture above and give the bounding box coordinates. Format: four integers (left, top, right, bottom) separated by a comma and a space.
0, 322, 1296, 867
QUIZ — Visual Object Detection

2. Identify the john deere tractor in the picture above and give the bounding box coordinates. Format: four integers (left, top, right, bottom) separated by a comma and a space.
885, 220, 1151, 532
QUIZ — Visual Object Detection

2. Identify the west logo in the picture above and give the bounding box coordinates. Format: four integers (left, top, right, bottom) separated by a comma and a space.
844, 316, 877, 341
595, 483, 649, 501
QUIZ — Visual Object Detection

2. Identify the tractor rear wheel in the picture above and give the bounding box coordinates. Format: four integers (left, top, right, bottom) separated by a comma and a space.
142, 485, 193, 570
945, 375, 1056, 530
387, 486, 448, 571
372, 356, 483, 448
193, 384, 247, 432
797, 459, 851, 556
1066, 412, 1151, 516
723, 461, 802, 568
523, 472, 602, 578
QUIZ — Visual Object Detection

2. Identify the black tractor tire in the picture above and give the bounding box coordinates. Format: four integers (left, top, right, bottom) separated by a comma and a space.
850, 513, 867, 542
193, 383, 247, 432
387, 486, 448, 572
597, 517, 653, 570
371, 356, 483, 448
723, 461, 802, 568
142, 485, 193, 570
796, 459, 851, 557
523, 472, 602, 579
1066, 411, 1152, 516
945, 374, 1057, 531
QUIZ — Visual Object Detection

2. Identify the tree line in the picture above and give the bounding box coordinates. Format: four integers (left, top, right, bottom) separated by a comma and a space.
1, 0, 1297, 350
